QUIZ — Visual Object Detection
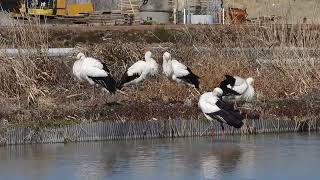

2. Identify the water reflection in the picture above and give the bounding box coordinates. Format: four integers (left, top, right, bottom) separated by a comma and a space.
200, 142, 242, 180
0, 134, 319, 180
0, 144, 65, 179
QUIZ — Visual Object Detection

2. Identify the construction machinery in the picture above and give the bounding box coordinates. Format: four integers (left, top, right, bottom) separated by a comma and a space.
18, 0, 94, 17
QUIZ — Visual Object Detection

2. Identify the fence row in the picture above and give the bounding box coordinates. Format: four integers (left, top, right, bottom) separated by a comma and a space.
0, 117, 318, 145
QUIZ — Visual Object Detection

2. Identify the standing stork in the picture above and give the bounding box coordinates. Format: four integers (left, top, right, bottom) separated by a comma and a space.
118, 51, 158, 89
162, 52, 200, 89
219, 75, 255, 101
162, 52, 174, 79
72, 53, 117, 98
198, 87, 244, 135
72, 53, 84, 82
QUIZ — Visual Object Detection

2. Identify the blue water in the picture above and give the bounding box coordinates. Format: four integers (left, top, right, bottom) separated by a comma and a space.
0, 133, 319, 180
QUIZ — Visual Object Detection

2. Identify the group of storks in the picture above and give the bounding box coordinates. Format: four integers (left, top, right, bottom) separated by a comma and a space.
72, 51, 255, 133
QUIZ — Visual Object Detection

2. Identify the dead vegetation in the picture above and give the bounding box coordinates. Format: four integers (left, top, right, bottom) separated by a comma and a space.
0, 14, 320, 128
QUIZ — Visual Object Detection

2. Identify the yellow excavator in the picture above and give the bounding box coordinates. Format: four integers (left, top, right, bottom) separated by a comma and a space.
18, 0, 94, 17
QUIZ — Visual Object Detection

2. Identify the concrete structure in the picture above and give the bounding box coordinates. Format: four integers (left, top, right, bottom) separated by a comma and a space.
140, 11, 170, 24
190, 15, 214, 24
140, 0, 170, 24
174, 0, 223, 24
92, 0, 118, 11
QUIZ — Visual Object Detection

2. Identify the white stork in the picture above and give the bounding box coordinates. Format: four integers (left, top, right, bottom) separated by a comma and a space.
162, 52, 200, 89
72, 53, 84, 82
219, 75, 255, 101
118, 51, 158, 89
72, 53, 117, 95
198, 87, 244, 133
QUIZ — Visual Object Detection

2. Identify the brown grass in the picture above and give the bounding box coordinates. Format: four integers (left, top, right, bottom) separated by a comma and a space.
0, 13, 320, 127
0, 13, 50, 101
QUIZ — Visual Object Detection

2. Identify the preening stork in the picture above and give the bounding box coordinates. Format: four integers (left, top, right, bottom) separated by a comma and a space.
72, 53, 117, 94
162, 52, 200, 89
118, 51, 158, 89
219, 75, 255, 101
198, 87, 244, 133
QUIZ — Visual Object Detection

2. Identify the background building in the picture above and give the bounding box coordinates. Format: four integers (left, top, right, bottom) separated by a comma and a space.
1, 0, 319, 24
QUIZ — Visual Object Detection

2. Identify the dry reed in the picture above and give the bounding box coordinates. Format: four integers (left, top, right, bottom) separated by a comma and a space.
0, 12, 50, 103
0, 12, 319, 126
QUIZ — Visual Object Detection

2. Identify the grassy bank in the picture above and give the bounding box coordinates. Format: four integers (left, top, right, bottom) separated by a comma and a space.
0, 15, 320, 129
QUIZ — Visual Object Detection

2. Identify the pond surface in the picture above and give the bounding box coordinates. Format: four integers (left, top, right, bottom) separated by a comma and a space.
0, 133, 319, 180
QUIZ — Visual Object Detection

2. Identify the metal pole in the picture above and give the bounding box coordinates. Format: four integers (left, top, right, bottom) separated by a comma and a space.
173, 8, 177, 24
183, 8, 186, 24
173, 0, 178, 24
221, 0, 225, 24
187, 0, 190, 24
222, 8, 225, 24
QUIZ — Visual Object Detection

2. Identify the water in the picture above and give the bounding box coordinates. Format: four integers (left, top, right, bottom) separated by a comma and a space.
0, 133, 319, 180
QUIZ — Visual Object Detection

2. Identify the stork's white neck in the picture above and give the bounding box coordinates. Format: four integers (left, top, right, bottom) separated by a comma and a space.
144, 51, 153, 62
79, 56, 85, 61
163, 57, 172, 65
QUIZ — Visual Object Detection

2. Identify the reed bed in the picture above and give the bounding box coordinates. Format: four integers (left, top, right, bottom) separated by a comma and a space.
0, 13, 319, 129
